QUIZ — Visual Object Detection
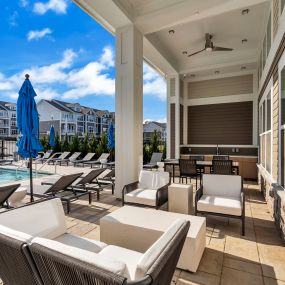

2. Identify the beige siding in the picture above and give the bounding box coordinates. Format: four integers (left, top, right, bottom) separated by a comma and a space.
272, 69, 279, 181
273, 0, 279, 39
170, 78, 175, 97
188, 75, 253, 99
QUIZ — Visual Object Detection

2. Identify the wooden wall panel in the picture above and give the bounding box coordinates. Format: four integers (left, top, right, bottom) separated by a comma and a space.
170, 103, 176, 158
188, 75, 253, 99
187, 101, 253, 145
180, 104, 183, 145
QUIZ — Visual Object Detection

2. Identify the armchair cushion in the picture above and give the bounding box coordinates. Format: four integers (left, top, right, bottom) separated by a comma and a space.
202, 174, 242, 198
134, 219, 186, 280
124, 189, 157, 206
139, 170, 169, 190
0, 224, 32, 242
54, 233, 107, 253
0, 198, 66, 239
197, 195, 242, 216
31, 237, 127, 276
98, 245, 143, 280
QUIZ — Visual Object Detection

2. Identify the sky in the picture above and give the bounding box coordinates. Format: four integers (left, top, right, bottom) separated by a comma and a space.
0, 0, 167, 123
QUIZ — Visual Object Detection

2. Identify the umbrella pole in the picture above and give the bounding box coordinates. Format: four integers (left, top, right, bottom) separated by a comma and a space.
29, 157, 34, 203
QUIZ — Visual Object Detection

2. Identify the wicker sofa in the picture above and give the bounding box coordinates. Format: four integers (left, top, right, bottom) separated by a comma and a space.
195, 174, 245, 235
123, 170, 170, 209
0, 198, 189, 285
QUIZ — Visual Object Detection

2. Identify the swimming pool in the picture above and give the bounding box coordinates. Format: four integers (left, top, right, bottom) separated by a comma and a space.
0, 168, 50, 184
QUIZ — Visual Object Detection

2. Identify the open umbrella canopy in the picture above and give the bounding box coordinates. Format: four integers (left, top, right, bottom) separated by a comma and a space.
107, 123, 115, 150
17, 74, 42, 158
49, 125, 55, 148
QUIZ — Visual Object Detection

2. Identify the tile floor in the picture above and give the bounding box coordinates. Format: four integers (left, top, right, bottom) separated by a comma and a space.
0, 167, 285, 285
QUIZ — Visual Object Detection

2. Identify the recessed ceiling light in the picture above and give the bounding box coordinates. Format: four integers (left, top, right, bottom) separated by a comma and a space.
182, 51, 187, 55
241, 66, 246, 70
183, 74, 187, 78
190, 74, 195, 77
242, 39, 248, 44
242, 9, 249, 15
214, 70, 220, 74
168, 29, 175, 34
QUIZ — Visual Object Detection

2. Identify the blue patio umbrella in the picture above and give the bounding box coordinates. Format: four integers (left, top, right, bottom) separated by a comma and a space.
17, 74, 42, 202
49, 125, 55, 148
107, 123, 115, 150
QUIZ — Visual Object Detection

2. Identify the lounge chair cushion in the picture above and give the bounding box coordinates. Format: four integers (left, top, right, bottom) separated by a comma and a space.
98, 245, 143, 280
134, 219, 186, 280
124, 189, 157, 206
202, 174, 242, 198
31, 237, 127, 276
197, 195, 242, 216
0, 224, 32, 242
139, 171, 169, 190
54, 233, 107, 253
0, 198, 66, 239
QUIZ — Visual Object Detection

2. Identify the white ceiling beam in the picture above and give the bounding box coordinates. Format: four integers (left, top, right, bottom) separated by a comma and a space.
134, 0, 270, 35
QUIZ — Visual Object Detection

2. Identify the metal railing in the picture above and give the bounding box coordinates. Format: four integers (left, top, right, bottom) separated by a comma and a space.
35, 152, 63, 174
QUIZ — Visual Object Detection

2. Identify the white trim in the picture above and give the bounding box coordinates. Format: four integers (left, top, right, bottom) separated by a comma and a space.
186, 93, 253, 106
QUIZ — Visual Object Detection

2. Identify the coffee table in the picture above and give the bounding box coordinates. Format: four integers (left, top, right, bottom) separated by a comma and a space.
100, 206, 206, 272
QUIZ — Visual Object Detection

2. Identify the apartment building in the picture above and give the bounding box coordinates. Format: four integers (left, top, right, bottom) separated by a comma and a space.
0, 101, 17, 137
37, 99, 114, 140
143, 121, 166, 143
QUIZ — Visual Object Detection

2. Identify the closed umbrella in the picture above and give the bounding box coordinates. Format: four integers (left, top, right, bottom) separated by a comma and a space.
107, 123, 115, 161
49, 125, 55, 148
17, 74, 42, 202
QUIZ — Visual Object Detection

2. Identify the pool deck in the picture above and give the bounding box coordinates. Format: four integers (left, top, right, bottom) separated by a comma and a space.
0, 164, 285, 285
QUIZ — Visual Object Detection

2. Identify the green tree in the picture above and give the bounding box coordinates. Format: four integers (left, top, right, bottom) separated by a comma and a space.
40, 136, 49, 152
80, 133, 89, 156
149, 130, 160, 155
61, 134, 70, 152
162, 142, 166, 160
96, 133, 108, 158
70, 134, 80, 153
53, 133, 61, 152
89, 134, 97, 154
143, 143, 151, 163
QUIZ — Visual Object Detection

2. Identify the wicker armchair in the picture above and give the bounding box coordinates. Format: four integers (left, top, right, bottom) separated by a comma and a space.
122, 171, 170, 209
195, 174, 245, 235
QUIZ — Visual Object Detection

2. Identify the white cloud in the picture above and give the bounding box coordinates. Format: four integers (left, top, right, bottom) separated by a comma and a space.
143, 63, 166, 101
0, 47, 115, 102
143, 118, 167, 124
33, 0, 68, 15
27, 28, 52, 41
19, 0, 29, 7
8, 11, 18, 27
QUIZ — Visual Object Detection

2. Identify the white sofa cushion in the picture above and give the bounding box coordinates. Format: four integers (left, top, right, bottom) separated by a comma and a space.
0, 224, 32, 242
139, 171, 169, 190
134, 219, 186, 280
99, 245, 143, 280
124, 189, 157, 206
31, 237, 127, 276
54, 233, 107, 253
202, 174, 242, 198
0, 198, 66, 239
197, 195, 242, 216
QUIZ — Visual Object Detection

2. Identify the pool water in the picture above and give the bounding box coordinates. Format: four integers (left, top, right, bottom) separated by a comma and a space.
0, 168, 49, 184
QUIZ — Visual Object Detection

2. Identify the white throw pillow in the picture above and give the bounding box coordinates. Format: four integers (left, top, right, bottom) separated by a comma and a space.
134, 219, 186, 280
0, 224, 33, 242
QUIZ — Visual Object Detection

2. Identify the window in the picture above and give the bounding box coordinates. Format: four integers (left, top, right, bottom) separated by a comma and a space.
280, 66, 285, 186
259, 89, 272, 174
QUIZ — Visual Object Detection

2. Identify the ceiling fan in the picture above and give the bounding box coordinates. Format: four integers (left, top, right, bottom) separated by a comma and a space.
188, 33, 233, 57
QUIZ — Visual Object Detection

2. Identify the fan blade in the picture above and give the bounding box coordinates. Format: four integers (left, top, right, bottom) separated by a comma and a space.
213, 46, 233, 51
188, 48, 206, 57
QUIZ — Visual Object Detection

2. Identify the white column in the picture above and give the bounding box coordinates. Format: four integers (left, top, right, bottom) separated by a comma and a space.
183, 80, 188, 146
252, 71, 258, 146
166, 74, 181, 158
115, 24, 143, 198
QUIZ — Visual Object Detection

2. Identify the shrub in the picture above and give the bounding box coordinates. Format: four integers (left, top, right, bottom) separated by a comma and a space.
80, 133, 89, 156
89, 135, 97, 153
96, 133, 108, 158
40, 136, 49, 152
61, 134, 70, 152
70, 134, 80, 153
53, 133, 61, 152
